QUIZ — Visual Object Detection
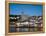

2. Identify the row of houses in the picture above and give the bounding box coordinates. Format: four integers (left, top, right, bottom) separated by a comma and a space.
9, 15, 43, 27
9, 15, 43, 32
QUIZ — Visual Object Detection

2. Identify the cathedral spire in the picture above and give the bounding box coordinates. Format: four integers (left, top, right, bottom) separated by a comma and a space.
21, 11, 24, 15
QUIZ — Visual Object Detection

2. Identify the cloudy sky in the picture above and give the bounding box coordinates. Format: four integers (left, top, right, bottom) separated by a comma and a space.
9, 3, 43, 16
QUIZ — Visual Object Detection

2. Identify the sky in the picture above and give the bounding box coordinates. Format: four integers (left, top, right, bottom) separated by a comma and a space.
9, 3, 43, 16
